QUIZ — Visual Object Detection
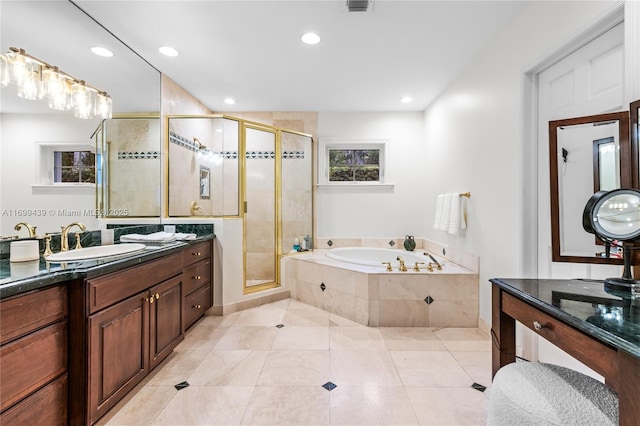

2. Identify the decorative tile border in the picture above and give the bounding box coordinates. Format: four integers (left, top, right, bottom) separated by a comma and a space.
246, 151, 275, 159
283, 150, 305, 159
170, 131, 304, 160
117, 151, 160, 160
169, 131, 200, 152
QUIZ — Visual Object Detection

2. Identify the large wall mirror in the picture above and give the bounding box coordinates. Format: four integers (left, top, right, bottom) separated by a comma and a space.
549, 110, 631, 264
0, 1, 161, 237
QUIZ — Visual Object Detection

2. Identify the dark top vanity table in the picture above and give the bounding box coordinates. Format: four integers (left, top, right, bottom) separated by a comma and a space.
491, 278, 640, 426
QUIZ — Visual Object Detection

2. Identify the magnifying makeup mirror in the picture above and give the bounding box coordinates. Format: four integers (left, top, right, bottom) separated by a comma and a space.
583, 188, 640, 294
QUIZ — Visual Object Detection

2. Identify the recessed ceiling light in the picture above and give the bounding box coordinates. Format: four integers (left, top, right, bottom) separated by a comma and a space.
91, 46, 113, 57
400, 96, 413, 103
224, 97, 236, 105
159, 46, 179, 57
301, 32, 321, 45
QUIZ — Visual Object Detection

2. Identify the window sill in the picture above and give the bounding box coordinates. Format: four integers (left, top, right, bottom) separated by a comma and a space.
31, 184, 96, 192
316, 183, 395, 191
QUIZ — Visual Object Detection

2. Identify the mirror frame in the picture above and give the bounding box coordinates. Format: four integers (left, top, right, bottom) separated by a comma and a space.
549, 111, 630, 264
631, 99, 640, 188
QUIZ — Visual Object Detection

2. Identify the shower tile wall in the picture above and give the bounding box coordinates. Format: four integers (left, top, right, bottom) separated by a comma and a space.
281, 132, 313, 252
108, 118, 161, 216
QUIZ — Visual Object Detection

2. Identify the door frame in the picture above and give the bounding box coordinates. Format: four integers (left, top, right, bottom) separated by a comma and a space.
520, 3, 625, 359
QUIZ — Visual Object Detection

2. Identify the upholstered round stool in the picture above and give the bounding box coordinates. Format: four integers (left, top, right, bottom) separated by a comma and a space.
487, 362, 618, 425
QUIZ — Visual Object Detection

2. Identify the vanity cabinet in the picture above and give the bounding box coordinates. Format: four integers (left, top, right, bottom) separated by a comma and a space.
182, 241, 212, 329
65, 238, 213, 425
83, 251, 184, 424
0, 284, 68, 425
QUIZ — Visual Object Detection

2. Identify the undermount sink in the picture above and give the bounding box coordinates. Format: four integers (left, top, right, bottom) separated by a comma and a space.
46, 243, 146, 262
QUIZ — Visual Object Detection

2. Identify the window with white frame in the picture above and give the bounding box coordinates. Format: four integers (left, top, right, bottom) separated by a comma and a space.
36, 142, 97, 186
319, 139, 387, 185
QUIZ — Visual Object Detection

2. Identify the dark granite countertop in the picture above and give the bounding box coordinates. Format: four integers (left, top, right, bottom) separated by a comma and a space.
1, 234, 214, 299
491, 278, 640, 359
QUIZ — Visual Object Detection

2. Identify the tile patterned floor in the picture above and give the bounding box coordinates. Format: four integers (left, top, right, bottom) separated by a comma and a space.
97, 299, 491, 426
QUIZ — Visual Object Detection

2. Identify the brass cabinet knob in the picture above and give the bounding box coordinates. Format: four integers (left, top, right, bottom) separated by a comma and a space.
192, 252, 201, 256
155, 293, 160, 300
149, 296, 154, 304
193, 304, 202, 309
193, 275, 201, 280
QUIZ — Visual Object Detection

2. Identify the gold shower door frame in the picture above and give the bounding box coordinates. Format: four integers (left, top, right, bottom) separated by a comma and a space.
242, 121, 281, 294
162, 114, 312, 295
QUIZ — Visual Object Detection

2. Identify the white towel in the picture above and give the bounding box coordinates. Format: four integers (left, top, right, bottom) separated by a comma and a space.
120, 232, 177, 244
175, 233, 197, 241
434, 193, 467, 234
433, 194, 447, 231
447, 193, 467, 235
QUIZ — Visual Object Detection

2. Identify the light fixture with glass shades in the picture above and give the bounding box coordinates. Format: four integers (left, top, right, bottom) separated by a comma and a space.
583, 188, 640, 294
0, 47, 112, 119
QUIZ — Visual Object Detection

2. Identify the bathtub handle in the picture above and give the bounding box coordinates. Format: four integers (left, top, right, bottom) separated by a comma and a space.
413, 262, 425, 272
381, 262, 392, 272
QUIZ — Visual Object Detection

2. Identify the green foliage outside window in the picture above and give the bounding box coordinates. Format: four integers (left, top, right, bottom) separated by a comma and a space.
54, 151, 96, 183
329, 149, 380, 182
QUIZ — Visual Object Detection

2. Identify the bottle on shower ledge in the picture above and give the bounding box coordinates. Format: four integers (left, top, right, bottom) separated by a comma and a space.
293, 237, 300, 251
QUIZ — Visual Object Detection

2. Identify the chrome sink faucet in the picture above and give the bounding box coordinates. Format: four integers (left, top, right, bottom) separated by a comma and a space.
60, 222, 87, 251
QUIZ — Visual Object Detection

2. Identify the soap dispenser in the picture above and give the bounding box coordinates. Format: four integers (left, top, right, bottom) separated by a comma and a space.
403, 235, 416, 251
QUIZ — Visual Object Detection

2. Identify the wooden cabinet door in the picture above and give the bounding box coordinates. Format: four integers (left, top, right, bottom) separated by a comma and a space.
149, 275, 183, 369
88, 291, 149, 424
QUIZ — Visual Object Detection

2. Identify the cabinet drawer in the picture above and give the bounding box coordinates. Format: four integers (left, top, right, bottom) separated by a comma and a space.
502, 291, 618, 390
0, 374, 67, 425
184, 284, 211, 330
0, 320, 67, 412
183, 260, 211, 295
87, 251, 182, 314
182, 241, 211, 267
0, 285, 67, 345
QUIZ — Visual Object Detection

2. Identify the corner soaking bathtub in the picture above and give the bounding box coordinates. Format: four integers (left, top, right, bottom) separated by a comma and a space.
325, 246, 456, 271
287, 247, 479, 327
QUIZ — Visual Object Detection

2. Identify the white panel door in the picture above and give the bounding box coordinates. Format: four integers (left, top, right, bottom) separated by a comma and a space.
537, 23, 624, 280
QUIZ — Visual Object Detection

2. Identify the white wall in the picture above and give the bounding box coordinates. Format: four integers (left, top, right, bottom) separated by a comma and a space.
0, 113, 101, 236
420, 0, 622, 327
317, 111, 426, 238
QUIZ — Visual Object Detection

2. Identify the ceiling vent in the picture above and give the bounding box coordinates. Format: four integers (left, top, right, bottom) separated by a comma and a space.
346, 0, 372, 12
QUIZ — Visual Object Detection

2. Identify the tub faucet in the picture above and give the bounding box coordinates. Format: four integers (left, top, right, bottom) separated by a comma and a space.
14, 222, 37, 238
396, 256, 407, 272
60, 222, 86, 251
424, 252, 442, 270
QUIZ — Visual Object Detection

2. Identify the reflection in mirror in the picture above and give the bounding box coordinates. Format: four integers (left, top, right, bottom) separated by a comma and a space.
96, 116, 161, 217
0, 1, 161, 237
549, 111, 630, 263
593, 137, 619, 192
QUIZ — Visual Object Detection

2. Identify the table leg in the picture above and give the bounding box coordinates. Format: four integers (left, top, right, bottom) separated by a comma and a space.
618, 350, 640, 426
492, 284, 516, 379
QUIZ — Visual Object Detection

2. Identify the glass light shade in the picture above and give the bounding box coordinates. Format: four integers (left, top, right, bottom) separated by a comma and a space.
48, 79, 72, 111
6, 51, 26, 85
43, 67, 64, 98
73, 82, 95, 119
95, 93, 112, 119
0, 55, 8, 87
17, 61, 44, 100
